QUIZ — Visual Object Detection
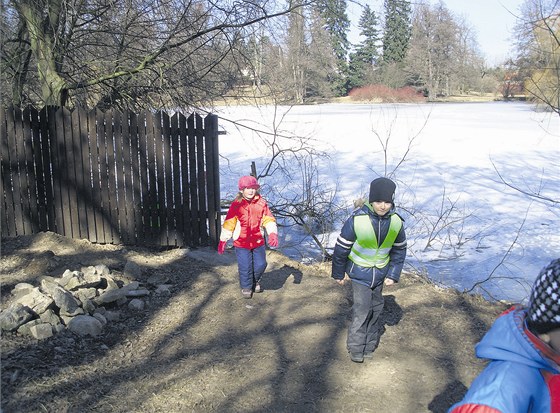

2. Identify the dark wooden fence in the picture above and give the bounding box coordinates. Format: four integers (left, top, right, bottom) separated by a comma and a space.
0, 106, 221, 248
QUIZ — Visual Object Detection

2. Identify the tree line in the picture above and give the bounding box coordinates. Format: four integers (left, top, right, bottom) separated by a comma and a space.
1, 0, 558, 112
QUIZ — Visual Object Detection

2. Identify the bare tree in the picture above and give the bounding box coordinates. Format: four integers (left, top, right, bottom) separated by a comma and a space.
405, 1, 483, 98
0, 0, 312, 109
513, 0, 560, 114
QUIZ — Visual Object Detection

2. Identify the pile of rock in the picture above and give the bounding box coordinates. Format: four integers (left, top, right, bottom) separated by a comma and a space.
0, 261, 161, 339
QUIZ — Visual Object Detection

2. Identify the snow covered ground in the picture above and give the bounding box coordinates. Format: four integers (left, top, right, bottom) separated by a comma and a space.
214, 102, 559, 303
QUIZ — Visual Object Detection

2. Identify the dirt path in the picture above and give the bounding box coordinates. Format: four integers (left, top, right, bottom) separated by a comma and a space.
0, 233, 508, 412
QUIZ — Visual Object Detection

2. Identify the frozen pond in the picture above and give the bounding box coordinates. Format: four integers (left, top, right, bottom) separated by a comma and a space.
214, 102, 559, 302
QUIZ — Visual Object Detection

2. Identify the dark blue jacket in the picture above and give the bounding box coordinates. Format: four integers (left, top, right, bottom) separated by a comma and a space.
331, 203, 407, 288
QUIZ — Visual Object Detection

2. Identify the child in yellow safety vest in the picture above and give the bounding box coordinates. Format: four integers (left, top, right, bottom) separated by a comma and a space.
331, 177, 407, 363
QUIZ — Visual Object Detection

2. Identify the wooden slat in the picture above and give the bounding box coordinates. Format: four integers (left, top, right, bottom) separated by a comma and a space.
113, 110, 128, 242
145, 112, 158, 243
82, 109, 97, 242
162, 112, 175, 246
205, 114, 220, 247
71, 110, 89, 239
62, 107, 79, 239
136, 111, 150, 244
154, 112, 167, 246
75, 107, 95, 241
178, 113, 192, 246
92, 109, 107, 243
0, 106, 16, 237
187, 113, 199, 245
22, 107, 39, 233
39, 107, 56, 232
171, 113, 183, 246
195, 113, 208, 245
10, 107, 27, 235
124, 111, 141, 244
29, 106, 48, 231
105, 110, 119, 243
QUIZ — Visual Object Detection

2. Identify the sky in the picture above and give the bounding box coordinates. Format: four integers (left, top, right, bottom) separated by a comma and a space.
347, 0, 525, 65
215, 102, 559, 303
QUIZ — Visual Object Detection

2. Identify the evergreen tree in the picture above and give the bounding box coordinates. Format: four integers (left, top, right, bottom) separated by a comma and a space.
382, 0, 412, 63
315, 0, 351, 95
348, 5, 381, 89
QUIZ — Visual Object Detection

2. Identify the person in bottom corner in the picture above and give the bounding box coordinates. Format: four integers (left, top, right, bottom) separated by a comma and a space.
331, 177, 407, 363
448, 258, 560, 413
217, 175, 278, 299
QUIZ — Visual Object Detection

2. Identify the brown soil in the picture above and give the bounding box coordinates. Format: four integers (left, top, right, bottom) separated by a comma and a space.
0, 232, 509, 413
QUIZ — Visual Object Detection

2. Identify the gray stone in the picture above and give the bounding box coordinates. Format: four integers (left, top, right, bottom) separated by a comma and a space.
11, 283, 35, 299
155, 284, 172, 295
126, 289, 150, 297
104, 311, 121, 322
17, 319, 43, 336
123, 260, 143, 280
0, 303, 35, 331
92, 312, 107, 326
29, 323, 54, 340
51, 286, 83, 316
128, 299, 145, 311
39, 308, 62, 326
82, 298, 97, 314
14, 287, 54, 315
67, 315, 103, 337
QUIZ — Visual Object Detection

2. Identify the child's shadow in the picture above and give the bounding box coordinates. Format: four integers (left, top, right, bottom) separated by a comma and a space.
260, 265, 303, 291
374, 294, 403, 347
380, 295, 403, 327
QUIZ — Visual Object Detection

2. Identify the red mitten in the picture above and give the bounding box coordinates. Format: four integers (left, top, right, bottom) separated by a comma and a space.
217, 240, 226, 254
268, 233, 278, 247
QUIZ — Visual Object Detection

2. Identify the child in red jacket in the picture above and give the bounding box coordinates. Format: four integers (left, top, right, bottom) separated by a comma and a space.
218, 176, 278, 299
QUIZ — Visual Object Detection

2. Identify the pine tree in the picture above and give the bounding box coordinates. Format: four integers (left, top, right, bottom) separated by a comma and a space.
348, 5, 381, 89
382, 0, 412, 63
315, 0, 351, 95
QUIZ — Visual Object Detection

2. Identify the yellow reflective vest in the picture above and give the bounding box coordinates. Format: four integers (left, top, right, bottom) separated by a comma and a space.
348, 213, 402, 269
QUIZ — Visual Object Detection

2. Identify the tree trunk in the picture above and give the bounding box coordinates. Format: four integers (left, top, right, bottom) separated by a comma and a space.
17, 0, 68, 106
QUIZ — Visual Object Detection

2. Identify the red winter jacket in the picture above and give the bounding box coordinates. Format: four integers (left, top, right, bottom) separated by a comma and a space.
220, 194, 277, 250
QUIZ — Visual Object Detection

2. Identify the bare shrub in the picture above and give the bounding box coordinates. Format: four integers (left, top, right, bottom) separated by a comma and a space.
348, 84, 426, 103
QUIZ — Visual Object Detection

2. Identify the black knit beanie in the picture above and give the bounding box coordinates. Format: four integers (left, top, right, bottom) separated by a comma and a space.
369, 177, 396, 203
527, 258, 560, 335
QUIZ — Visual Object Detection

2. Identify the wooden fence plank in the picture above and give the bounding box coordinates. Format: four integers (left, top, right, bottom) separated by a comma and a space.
92, 109, 106, 243
70, 109, 91, 239
171, 113, 183, 247
22, 107, 40, 233
84, 109, 97, 242
178, 113, 192, 246
154, 112, 167, 246
162, 112, 175, 246
187, 113, 199, 245
205, 114, 220, 247
39, 107, 56, 232
145, 112, 159, 243
105, 110, 120, 243
113, 111, 128, 242
127, 111, 140, 244
195, 113, 208, 245
61, 107, 79, 239
9, 107, 27, 235
136, 111, 149, 244
29, 107, 48, 231
0, 107, 16, 237
120, 110, 135, 244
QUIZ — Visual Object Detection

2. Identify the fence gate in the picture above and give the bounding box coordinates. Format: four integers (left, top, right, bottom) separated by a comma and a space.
0, 106, 221, 248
